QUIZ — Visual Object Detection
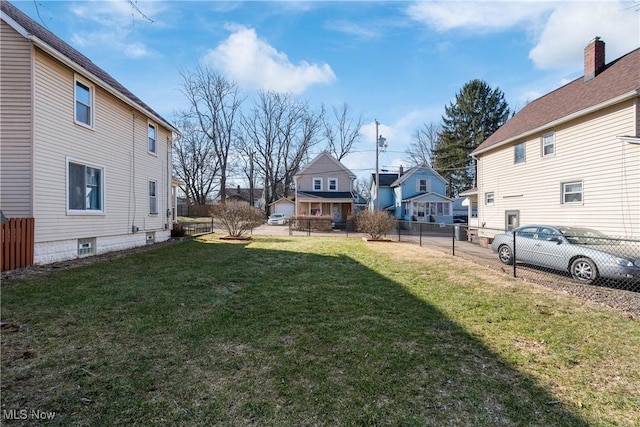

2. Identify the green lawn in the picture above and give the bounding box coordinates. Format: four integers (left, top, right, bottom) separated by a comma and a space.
2, 236, 638, 426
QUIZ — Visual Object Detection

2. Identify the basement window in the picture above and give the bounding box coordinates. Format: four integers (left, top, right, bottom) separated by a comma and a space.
77, 238, 96, 257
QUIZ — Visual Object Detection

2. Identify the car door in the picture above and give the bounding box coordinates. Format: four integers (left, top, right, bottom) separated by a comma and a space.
514, 226, 539, 264
530, 227, 566, 270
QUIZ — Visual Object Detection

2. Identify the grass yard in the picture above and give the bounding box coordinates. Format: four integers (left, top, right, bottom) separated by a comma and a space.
1, 236, 639, 426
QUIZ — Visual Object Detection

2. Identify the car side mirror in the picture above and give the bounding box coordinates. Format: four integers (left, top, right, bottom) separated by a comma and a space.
549, 237, 562, 244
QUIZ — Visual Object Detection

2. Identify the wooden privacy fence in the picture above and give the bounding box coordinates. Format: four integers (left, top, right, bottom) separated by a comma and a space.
1, 218, 35, 272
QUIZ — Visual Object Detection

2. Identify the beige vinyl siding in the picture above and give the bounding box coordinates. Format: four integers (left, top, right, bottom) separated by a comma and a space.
478, 100, 639, 237
297, 154, 352, 192
32, 49, 172, 243
0, 21, 33, 217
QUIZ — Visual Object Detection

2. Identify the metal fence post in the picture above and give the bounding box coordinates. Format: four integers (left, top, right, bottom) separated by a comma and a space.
512, 231, 517, 278
452, 225, 455, 257
307, 218, 311, 237
419, 222, 422, 247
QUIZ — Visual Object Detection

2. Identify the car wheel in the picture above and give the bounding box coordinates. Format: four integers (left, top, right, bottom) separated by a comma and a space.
570, 257, 598, 284
497, 245, 514, 265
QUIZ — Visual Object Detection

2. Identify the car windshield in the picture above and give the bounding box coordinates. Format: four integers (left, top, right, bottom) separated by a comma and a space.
559, 228, 611, 245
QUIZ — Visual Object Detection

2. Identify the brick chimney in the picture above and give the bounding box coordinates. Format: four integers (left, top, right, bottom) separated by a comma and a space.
584, 37, 605, 82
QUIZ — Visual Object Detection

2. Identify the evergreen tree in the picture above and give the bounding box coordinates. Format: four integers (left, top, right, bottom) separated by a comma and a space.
433, 79, 510, 197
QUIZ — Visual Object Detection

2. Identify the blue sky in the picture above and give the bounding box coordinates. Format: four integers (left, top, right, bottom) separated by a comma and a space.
12, 0, 640, 183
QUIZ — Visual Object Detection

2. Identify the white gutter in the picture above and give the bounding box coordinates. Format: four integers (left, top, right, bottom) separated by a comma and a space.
617, 136, 640, 144
473, 90, 640, 156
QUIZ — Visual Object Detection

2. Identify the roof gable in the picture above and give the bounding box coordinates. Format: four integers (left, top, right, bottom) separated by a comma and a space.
474, 46, 640, 155
0, 0, 175, 132
391, 163, 447, 187
295, 151, 356, 179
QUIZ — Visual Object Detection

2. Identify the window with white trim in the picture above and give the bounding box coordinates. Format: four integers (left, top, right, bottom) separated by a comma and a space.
417, 179, 430, 192
313, 178, 322, 191
541, 133, 555, 157
514, 142, 525, 164
148, 123, 157, 154
68, 161, 103, 213
149, 180, 158, 214
485, 192, 495, 205
328, 178, 338, 191
562, 181, 583, 204
74, 78, 94, 128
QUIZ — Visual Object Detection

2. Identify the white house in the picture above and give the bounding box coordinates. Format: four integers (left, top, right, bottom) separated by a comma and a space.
464, 38, 639, 245
0, 0, 178, 264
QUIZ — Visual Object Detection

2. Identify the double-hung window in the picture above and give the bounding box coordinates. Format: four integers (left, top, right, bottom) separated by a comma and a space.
149, 180, 158, 214
313, 178, 322, 191
75, 78, 93, 128
148, 123, 157, 154
328, 178, 337, 191
417, 179, 429, 192
541, 133, 555, 157
562, 181, 583, 204
514, 142, 525, 164
485, 192, 495, 205
68, 161, 103, 213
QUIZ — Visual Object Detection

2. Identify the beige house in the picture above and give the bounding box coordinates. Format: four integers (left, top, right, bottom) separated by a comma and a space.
294, 152, 358, 222
464, 38, 639, 245
0, 0, 178, 264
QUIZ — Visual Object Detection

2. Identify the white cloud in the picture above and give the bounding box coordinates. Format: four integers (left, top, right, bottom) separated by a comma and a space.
68, 0, 165, 58
407, 1, 639, 74
325, 21, 382, 41
406, 1, 552, 33
203, 25, 336, 94
529, 2, 639, 71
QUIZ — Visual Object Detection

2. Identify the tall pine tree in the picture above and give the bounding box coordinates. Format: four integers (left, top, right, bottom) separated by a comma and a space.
433, 79, 510, 197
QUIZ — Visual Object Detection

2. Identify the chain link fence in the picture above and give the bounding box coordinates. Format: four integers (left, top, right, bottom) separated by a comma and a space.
283, 218, 640, 293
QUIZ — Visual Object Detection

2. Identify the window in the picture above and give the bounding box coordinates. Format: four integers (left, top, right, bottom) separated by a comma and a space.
148, 123, 157, 154
562, 181, 583, 204
541, 133, 555, 157
78, 238, 96, 257
328, 178, 337, 191
485, 192, 495, 205
417, 179, 430, 192
68, 161, 103, 213
75, 79, 93, 127
313, 178, 322, 191
149, 180, 158, 214
514, 142, 525, 164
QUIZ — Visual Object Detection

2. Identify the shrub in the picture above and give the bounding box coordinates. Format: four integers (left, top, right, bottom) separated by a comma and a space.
356, 210, 395, 240
171, 223, 186, 238
210, 202, 264, 238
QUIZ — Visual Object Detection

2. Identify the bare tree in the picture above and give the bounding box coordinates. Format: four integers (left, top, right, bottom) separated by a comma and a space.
172, 118, 219, 204
180, 66, 244, 203
241, 91, 322, 213
406, 122, 441, 166
322, 102, 363, 161
354, 177, 371, 203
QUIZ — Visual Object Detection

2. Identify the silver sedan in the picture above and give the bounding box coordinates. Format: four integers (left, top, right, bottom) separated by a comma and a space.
491, 225, 640, 284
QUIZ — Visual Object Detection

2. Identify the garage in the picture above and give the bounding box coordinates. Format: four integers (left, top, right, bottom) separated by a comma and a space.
269, 198, 294, 220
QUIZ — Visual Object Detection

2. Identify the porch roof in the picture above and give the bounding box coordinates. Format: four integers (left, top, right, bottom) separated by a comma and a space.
297, 191, 354, 202
403, 192, 452, 203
